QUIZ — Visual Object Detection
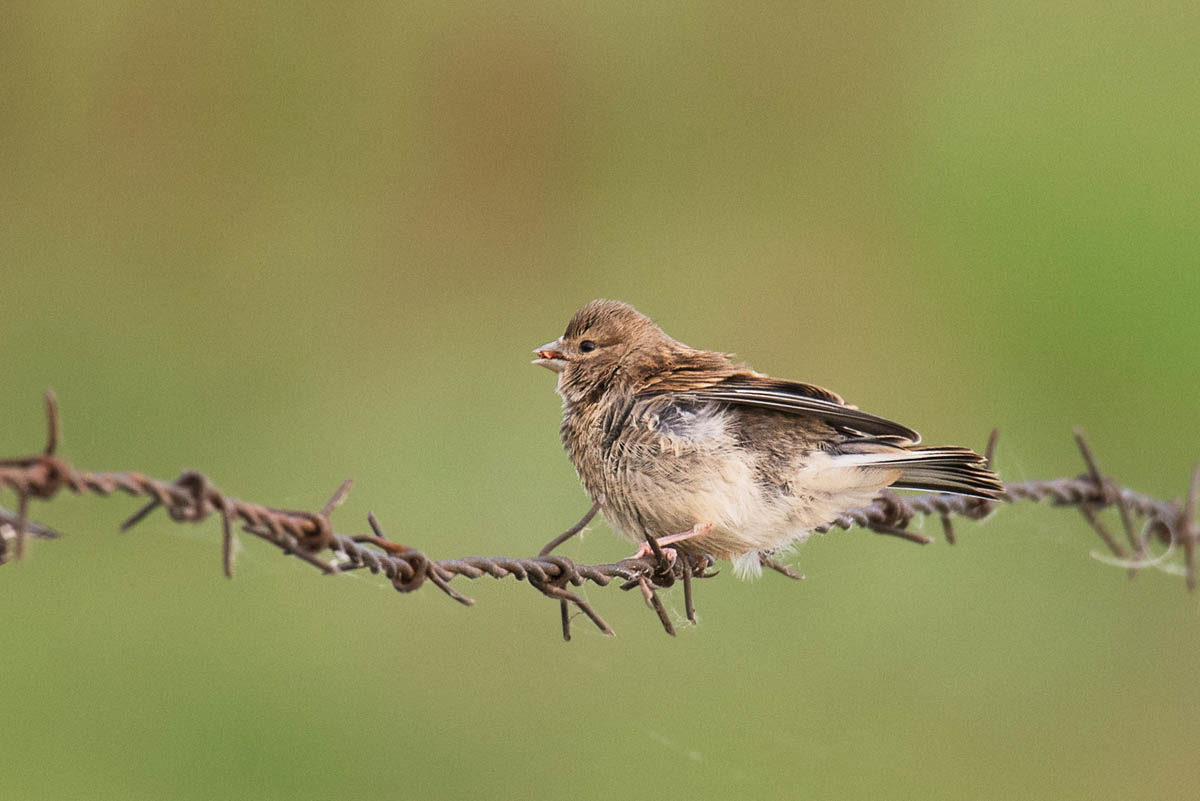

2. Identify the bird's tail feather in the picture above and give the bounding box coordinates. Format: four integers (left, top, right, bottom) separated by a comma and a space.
833, 445, 1003, 500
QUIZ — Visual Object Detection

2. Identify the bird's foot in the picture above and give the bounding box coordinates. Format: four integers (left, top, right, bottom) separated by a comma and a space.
631, 522, 715, 566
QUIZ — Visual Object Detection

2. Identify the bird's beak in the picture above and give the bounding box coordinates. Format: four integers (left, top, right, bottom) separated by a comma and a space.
532, 339, 567, 373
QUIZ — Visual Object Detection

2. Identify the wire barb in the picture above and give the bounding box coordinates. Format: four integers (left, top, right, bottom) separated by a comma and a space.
760, 555, 805, 581
539, 502, 599, 556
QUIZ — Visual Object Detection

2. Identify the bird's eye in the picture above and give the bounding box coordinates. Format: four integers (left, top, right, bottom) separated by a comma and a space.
579, 340, 597, 353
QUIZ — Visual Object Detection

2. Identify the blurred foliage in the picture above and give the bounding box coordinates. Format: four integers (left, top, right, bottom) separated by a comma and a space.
2, 2, 1197, 799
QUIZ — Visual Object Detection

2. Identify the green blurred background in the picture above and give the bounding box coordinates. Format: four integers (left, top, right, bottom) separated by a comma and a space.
3, 1, 1198, 799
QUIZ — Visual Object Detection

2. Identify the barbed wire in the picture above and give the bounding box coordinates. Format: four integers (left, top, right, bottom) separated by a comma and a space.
2, 392, 1197, 639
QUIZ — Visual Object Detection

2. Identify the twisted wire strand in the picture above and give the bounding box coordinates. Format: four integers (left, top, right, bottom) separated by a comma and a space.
2, 392, 1197, 638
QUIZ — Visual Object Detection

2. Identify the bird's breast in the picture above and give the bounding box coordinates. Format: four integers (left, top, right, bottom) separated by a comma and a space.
562, 398, 767, 541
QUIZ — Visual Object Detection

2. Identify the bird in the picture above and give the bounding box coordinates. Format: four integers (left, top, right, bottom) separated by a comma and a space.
532, 299, 1003, 578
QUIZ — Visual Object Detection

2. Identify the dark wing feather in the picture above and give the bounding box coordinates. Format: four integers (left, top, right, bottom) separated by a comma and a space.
646, 373, 922, 443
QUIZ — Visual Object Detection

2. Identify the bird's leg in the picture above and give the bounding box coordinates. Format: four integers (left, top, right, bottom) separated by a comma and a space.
631, 522, 715, 565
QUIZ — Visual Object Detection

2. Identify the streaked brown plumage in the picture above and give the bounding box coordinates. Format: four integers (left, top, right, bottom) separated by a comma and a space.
534, 299, 1003, 577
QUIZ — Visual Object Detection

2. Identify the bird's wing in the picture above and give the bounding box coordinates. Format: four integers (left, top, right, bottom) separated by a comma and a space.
644, 372, 922, 443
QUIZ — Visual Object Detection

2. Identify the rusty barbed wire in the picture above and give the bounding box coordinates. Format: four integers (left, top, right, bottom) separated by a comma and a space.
2, 392, 1197, 639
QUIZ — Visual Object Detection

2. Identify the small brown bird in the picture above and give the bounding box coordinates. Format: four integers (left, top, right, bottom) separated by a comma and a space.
534, 299, 1002, 577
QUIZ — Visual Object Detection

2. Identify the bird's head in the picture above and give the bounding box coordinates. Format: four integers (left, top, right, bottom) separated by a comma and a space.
533, 299, 673, 404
